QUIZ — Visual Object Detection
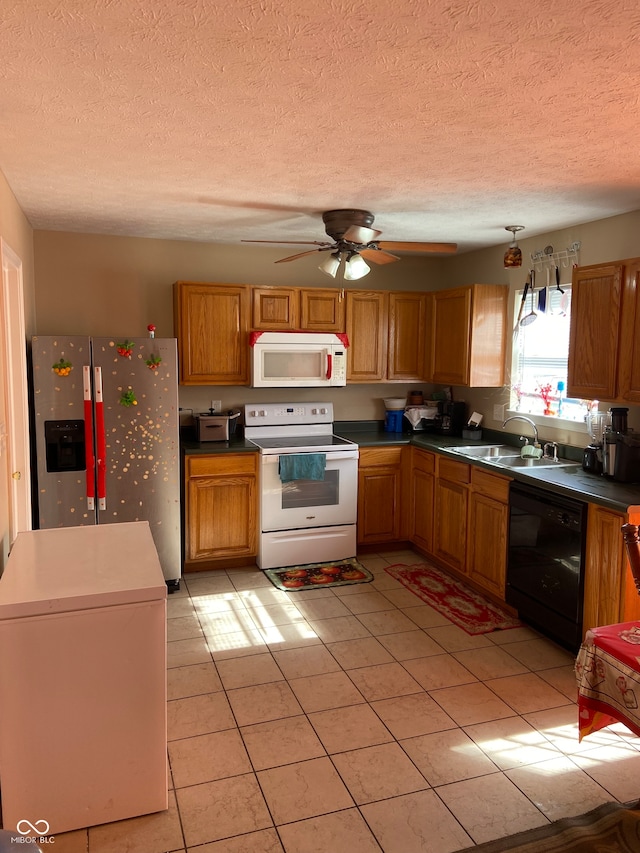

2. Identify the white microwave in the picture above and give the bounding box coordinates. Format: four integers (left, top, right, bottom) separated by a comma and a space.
250, 332, 348, 388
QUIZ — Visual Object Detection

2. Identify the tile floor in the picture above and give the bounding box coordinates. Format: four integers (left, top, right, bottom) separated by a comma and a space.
54, 549, 640, 853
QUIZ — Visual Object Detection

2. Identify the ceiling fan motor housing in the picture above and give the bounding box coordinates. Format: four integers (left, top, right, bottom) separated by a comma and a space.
322, 209, 375, 241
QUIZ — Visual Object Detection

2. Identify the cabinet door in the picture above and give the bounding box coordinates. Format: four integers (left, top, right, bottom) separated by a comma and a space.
467, 492, 508, 599
185, 455, 257, 564
582, 504, 640, 633
567, 263, 623, 400
467, 285, 508, 388
346, 290, 389, 381
434, 459, 469, 571
618, 260, 640, 403
253, 287, 299, 330
174, 282, 250, 385
300, 288, 345, 331
388, 292, 427, 381
357, 447, 402, 544
410, 448, 435, 554
430, 288, 472, 385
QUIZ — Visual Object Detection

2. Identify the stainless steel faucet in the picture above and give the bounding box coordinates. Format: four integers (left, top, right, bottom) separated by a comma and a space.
502, 415, 539, 446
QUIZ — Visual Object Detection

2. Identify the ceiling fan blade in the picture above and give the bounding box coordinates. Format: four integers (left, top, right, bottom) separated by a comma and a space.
359, 248, 400, 265
343, 225, 382, 243
242, 240, 331, 247
377, 241, 458, 254
275, 249, 324, 263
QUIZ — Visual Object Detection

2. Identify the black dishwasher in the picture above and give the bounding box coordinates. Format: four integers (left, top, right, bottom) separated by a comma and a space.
507, 482, 587, 652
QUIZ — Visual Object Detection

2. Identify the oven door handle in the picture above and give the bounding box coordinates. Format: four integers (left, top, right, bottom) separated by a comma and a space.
262, 450, 359, 464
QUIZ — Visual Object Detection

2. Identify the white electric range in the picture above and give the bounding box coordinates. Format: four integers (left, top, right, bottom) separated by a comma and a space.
244, 403, 359, 569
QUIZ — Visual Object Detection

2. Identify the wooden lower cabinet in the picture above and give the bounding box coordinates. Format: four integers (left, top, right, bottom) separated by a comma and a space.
409, 447, 435, 553
433, 457, 469, 571
582, 504, 640, 634
184, 453, 258, 570
467, 468, 510, 598
357, 447, 403, 544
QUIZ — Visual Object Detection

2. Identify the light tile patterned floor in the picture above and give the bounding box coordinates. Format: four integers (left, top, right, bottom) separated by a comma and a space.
53, 550, 640, 853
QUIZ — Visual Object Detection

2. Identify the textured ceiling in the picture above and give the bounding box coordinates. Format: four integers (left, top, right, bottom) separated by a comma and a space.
1, 0, 640, 254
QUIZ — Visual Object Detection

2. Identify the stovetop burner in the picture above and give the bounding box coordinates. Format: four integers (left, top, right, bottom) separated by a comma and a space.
244, 401, 358, 455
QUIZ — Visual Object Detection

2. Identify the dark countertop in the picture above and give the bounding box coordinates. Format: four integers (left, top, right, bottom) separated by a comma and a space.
182, 423, 640, 513
181, 437, 259, 455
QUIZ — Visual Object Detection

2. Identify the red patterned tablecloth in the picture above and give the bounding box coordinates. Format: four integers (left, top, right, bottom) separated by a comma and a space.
575, 621, 640, 741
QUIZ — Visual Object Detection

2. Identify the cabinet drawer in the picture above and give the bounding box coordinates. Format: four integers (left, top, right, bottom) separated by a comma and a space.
471, 468, 510, 502
359, 446, 403, 467
187, 454, 257, 477
412, 447, 435, 474
437, 457, 470, 484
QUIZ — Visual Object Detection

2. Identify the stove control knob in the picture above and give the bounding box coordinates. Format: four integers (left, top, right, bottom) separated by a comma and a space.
311, 408, 318, 415
259, 410, 266, 417
320, 407, 328, 414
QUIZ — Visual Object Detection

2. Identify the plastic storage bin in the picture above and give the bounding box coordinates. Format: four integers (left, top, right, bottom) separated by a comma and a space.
385, 410, 404, 432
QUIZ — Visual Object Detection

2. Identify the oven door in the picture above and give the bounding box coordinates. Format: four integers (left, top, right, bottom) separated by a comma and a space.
261, 449, 358, 531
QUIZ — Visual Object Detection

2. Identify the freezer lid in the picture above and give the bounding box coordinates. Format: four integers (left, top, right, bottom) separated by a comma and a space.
0, 522, 167, 619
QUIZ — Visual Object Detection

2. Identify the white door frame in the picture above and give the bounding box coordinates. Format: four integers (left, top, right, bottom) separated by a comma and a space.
0, 239, 31, 539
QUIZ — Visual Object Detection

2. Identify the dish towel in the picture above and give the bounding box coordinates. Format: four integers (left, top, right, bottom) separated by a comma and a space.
279, 453, 327, 482
404, 406, 439, 428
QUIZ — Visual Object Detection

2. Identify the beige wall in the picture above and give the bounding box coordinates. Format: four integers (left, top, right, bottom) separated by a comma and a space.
32, 209, 640, 440
0, 169, 35, 566
0, 171, 36, 335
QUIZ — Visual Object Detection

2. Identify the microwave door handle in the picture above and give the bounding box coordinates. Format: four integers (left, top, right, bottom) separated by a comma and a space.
326, 350, 332, 380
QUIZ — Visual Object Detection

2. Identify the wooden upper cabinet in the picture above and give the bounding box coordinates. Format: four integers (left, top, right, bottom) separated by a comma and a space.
617, 260, 640, 403
567, 263, 623, 401
300, 288, 345, 331
173, 281, 250, 385
252, 287, 299, 330
387, 292, 427, 381
430, 288, 472, 385
252, 286, 345, 331
346, 290, 389, 381
429, 284, 508, 387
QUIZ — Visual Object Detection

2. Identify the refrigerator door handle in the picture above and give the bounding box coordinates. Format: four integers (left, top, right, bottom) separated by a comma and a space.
94, 366, 107, 510
83, 365, 95, 511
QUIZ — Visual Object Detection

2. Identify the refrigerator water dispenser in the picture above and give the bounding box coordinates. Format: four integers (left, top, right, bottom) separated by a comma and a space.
44, 420, 85, 472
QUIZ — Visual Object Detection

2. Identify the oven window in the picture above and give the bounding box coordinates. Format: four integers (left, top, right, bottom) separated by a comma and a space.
281, 470, 339, 508
263, 350, 322, 379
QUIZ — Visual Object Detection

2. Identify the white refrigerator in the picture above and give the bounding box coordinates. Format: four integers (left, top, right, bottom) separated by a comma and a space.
0, 522, 168, 836
31, 335, 181, 588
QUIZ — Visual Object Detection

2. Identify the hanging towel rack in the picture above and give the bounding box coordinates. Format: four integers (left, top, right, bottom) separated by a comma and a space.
530, 241, 581, 273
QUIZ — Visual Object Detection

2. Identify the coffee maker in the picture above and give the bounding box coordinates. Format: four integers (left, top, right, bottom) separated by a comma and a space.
603, 407, 628, 479
435, 401, 467, 436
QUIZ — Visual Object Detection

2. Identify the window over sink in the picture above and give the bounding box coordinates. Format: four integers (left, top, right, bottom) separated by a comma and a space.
509, 283, 595, 423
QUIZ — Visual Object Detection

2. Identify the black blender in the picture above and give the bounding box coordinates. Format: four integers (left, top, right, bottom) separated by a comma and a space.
583, 411, 608, 474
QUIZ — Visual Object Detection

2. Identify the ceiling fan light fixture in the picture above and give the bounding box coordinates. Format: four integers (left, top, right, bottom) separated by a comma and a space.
504, 225, 525, 268
318, 251, 342, 278
344, 252, 370, 281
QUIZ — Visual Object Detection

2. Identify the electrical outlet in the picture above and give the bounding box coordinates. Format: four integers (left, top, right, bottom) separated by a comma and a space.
211, 399, 222, 413
493, 403, 505, 422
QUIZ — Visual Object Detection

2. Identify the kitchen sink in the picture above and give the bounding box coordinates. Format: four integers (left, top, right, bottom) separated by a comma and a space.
448, 444, 521, 458
490, 455, 577, 469
447, 444, 577, 469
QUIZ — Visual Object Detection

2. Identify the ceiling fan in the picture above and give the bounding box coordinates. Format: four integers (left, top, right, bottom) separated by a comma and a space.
242, 209, 457, 280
